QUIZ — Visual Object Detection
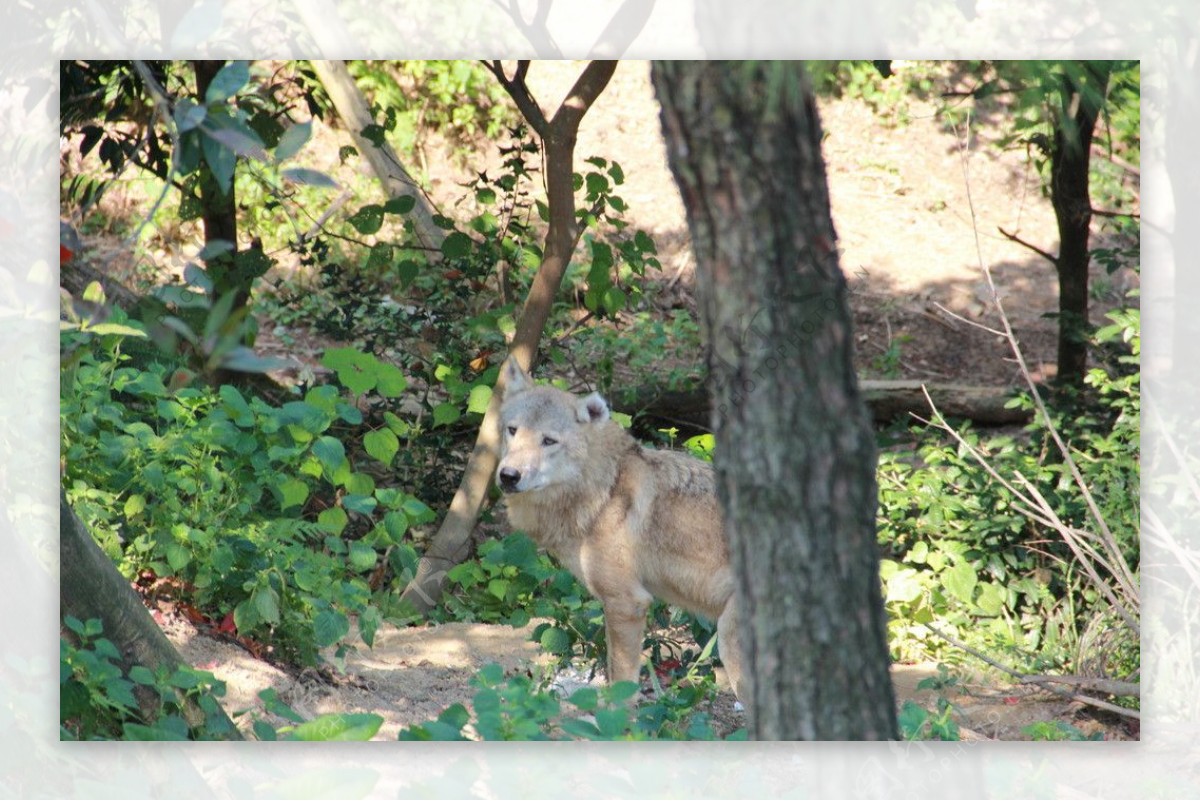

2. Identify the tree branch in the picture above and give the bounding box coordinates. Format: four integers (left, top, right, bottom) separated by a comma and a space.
549, 60, 618, 133
997, 225, 1058, 265
484, 60, 548, 136
926, 624, 1140, 720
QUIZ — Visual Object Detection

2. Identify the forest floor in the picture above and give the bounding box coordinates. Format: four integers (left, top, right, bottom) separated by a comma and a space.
77, 61, 1140, 740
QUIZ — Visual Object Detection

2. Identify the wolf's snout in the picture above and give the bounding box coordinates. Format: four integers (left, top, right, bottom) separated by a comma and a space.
498, 466, 522, 492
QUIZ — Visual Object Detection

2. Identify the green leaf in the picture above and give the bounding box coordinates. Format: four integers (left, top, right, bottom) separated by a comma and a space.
466, 384, 492, 415
373, 361, 407, 397
204, 61, 250, 103
314, 609, 350, 647
348, 204, 385, 235
275, 477, 309, 512
441, 231, 474, 259
349, 541, 378, 572
289, 713, 383, 741
173, 98, 207, 132
568, 686, 599, 712
253, 586, 280, 625
432, 402, 461, 427
539, 626, 572, 655
312, 436, 347, 480
322, 347, 377, 395
364, 429, 399, 466
944, 561, 978, 605
275, 120, 311, 162
281, 167, 339, 188
585, 172, 609, 198
342, 494, 377, 515
200, 127, 236, 194
382, 512, 409, 544
318, 506, 348, 534
87, 322, 148, 338
165, 543, 191, 572
123, 494, 146, 518
383, 195, 416, 214
595, 707, 631, 740
219, 384, 254, 427
608, 161, 625, 185
487, 578, 510, 601
127, 665, 156, 686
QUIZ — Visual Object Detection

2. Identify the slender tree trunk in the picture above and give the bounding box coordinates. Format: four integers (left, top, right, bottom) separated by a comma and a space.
653, 61, 896, 740
1050, 63, 1111, 387
192, 60, 245, 310
308, 60, 446, 252
398, 61, 617, 612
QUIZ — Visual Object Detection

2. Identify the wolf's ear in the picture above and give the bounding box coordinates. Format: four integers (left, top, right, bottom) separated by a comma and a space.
577, 392, 610, 424
502, 355, 532, 395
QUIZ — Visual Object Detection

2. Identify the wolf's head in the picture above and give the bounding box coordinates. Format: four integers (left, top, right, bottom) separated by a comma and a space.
495, 357, 611, 495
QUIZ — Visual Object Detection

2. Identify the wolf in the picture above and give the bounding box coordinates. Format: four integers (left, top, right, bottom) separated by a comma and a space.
495, 356, 745, 704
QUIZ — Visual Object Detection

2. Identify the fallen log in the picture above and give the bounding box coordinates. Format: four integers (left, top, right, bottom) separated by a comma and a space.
609, 378, 1032, 431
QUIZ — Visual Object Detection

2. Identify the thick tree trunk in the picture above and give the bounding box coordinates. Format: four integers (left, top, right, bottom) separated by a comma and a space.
1050, 63, 1111, 387
59, 490, 242, 739
654, 61, 897, 740
398, 61, 617, 612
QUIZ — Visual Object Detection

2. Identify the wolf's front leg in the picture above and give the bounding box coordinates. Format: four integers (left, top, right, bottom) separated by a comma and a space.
602, 596, 650, 686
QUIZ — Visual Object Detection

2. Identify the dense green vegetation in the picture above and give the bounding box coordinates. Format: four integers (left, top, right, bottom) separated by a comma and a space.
59, 60, 1139, 740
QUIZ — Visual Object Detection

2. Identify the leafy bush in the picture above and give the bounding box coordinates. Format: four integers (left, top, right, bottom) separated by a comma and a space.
61, 320, 436, 666
60, 617, 236, 741
398, 662, 739, 741
876, 298, 1140, 680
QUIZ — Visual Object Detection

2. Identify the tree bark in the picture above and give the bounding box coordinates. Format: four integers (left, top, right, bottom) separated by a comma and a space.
398, 61, 617, 612
192, 60, 247, 310
59, 490, 242, 739
654, 61, 897, 740
1049, 62, 1111, 387
309, 59, 446, 253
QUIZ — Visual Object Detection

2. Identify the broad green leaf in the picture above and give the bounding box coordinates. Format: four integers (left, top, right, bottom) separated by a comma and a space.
253, 586, 280, 625
275, 120, 312, 162
173, 97, 207, 132
383, 195, 416, 214
289, 713, 383, 742
322, 347, 377, 395
944, 561, 978, 605
373, 361, 407, 397
348, 204, 385, 235
312, 436, 347, 480
313, 609, 350, 647
123, 494, 146, 517
275, 477, 309, 512
317, 506, 348, 535
440, 231, 473, 259
363, 429, 399, 466
539, 626, 572, 655
342, 494, 377, 515
349, 541, 378, 572
432, 402, 460, 427
204, 61, 250, 103
466, 384, 492, 415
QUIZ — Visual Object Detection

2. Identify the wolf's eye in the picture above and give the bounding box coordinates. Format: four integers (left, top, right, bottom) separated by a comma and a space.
506, 425, 517, 436
542, 436, 558, 446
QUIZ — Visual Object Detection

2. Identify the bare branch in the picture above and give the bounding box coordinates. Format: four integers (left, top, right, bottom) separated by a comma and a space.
925, 625, 1140, 721
997, 225, 1058, 265
484, 60, 548, 136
